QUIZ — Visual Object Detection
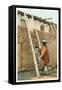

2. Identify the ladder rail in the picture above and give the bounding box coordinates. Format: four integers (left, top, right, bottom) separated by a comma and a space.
32, 16, 41, 49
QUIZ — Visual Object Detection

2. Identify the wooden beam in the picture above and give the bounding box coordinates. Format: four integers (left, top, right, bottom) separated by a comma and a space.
18, 10, 24, 16
26, 14, 32, 18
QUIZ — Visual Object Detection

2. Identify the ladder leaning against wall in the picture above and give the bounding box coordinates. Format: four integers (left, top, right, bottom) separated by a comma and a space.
24, 13, 41, 77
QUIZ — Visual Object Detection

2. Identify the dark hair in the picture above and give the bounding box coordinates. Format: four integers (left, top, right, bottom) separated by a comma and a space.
43, 42, 47, 46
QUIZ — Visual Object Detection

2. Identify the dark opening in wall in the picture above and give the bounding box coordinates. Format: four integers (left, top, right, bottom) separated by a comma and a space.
20, 19, 26, 27
40, 25, 45, 31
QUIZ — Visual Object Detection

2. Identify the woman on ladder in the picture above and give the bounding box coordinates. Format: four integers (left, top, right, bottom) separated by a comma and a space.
39, 40, 49, 75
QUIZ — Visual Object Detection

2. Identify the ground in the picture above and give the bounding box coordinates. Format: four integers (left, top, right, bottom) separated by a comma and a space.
18, 68, 57, 81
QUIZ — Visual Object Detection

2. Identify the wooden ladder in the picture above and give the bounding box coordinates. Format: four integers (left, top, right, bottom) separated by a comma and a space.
24, 13, 41, 77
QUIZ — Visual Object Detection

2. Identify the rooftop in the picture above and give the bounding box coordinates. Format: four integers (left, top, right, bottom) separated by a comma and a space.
18, 10, 57, 25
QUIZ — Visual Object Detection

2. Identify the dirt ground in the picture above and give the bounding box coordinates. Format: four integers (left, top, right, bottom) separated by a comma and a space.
31, 76, 57, 80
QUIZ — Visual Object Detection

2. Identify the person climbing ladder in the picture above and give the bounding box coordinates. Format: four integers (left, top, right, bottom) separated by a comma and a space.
39, 40, 49, 75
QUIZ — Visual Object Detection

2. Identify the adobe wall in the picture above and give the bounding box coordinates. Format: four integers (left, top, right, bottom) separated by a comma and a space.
18, 26, 57, 71
17, 14, 57, 71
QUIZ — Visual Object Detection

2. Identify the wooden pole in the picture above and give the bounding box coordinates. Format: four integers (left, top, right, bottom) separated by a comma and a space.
49, 23, 54, 35
31, 16, 41, 48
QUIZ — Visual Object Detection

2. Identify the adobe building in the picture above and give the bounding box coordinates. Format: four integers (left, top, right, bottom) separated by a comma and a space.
17, 10, 57, 71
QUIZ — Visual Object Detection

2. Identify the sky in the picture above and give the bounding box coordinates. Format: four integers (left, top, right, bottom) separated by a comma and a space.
17, 8, 59, 24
